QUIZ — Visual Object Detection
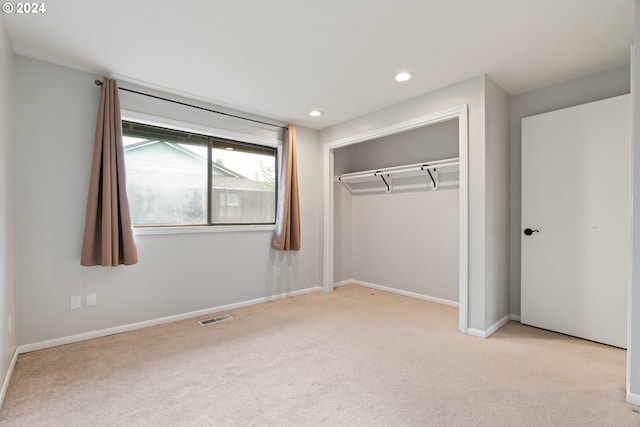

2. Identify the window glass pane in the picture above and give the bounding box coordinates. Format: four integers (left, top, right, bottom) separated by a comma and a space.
122, 121, 277, 227
123, 121, 208, 226
210, 140, 276, 224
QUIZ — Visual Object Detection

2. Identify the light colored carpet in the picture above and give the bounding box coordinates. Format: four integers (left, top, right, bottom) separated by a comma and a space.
1, 284, 638, 426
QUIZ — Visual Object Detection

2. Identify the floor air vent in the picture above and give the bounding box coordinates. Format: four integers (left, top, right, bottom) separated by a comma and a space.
199, 314, 233, 326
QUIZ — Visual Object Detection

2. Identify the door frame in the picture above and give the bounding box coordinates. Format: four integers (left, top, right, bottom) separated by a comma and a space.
322, 104, 469, 333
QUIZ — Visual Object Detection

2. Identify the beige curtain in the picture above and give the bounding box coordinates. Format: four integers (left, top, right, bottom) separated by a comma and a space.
272, 125, 301, 251
80, 77, 138, 266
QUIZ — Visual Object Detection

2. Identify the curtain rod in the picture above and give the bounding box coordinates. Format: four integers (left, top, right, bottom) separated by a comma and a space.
94, 80, 287, 130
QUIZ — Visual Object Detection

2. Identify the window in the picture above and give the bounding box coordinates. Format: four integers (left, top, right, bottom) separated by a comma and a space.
122, 120, 277, 227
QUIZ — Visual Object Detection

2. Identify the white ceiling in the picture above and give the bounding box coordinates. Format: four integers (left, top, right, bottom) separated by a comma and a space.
3, 0, 633, 130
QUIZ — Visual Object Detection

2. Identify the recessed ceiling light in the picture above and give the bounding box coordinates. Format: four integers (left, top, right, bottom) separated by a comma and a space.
225, 147, 234, 151
395, 72, 413, 82
309, 110, 323, 117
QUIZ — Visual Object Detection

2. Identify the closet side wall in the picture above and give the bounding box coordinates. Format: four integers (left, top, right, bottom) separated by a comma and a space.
484, 76, 511, 327
334, 153, 352, 282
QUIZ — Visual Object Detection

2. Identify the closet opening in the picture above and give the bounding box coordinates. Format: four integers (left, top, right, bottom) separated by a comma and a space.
323, 105, 469, 333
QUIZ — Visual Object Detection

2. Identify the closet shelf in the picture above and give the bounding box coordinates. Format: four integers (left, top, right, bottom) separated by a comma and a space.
337, 157, 459, 194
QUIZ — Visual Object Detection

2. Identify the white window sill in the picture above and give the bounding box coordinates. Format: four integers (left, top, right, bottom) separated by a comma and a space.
134, 224, 275, 236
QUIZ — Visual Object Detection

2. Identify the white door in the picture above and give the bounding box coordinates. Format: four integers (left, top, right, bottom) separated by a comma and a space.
521, 94, 630, 348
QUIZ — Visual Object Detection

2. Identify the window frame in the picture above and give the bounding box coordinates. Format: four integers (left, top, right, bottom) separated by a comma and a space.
121, 110, 280, 235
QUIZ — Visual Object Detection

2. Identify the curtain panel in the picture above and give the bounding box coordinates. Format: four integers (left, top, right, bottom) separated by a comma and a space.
81, 77, 138, 266
272, 125, 301, 251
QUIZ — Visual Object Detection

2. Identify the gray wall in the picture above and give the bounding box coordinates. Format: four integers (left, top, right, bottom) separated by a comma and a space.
14, 56, 323, 345
334, 120, 460, 301
484, 76, 511, 326
509, 65, 630, 316
629, 0, 640, 400
333, 152, 352, 282
321, 75, 502, 332
0, 17, 17, 382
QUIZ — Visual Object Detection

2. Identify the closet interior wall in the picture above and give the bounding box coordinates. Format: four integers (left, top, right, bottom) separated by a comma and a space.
334, 119, 460, 303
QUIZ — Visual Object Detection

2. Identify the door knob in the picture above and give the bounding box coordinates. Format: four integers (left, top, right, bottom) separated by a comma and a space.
524, 228, 539, 236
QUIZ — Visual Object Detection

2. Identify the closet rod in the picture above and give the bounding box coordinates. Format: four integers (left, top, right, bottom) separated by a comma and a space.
339, 160, 459, 181
94, 80, 288, 130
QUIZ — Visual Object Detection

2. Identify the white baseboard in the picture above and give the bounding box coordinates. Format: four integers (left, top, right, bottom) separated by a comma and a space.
627, 391, 640, 406
466, 328, 486, 338
333, 280, 352, 288
335, 279, 459, 308
18, 286, 323, 355
510, 314, 521, 322
486, 314, 512, 337
467, 314, 512, 339
0, 348, 19, 409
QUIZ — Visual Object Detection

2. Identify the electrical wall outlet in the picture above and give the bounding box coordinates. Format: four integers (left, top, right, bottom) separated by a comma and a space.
86, 293, 97, 307
70, 295, 82, 310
